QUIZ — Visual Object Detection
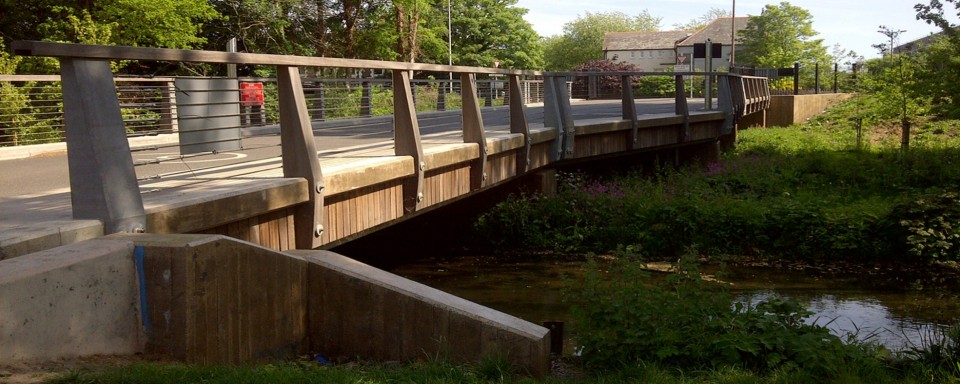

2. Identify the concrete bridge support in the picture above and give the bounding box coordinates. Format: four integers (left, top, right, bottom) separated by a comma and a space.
0, 234, 550, 376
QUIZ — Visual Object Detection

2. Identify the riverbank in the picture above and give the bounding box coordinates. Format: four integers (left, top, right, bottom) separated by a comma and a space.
475, 100, 960, 265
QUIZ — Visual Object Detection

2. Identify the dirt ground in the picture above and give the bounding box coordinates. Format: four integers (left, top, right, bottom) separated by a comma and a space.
0, 355, 153, 384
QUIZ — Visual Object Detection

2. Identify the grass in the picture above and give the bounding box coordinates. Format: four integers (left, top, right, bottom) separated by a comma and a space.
474, 95, 960, 263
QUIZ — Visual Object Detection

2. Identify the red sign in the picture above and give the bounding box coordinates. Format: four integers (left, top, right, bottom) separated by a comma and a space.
240, 82, 264, 107
677, 54, 687, 64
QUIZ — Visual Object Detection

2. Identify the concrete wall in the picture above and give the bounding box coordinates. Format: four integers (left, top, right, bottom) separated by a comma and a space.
765, 94, 853, 127
0, 234, 550, 376
292, 250, 551, 377
0, 238, 142, 361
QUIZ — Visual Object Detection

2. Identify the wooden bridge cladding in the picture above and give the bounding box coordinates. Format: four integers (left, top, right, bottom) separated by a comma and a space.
11, 41, 770, 252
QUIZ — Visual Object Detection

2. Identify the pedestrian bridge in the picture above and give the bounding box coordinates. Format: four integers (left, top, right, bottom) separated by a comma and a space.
2, 41, 770, 255
0, 41, 776, 375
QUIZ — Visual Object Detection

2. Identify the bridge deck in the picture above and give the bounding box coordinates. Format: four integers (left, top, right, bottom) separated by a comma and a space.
0, 99, 716, 258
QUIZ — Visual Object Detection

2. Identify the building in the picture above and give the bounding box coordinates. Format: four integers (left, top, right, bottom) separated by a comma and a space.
602, 16, 750, 72
603, 31, 693, 71
893, 33, 942, 55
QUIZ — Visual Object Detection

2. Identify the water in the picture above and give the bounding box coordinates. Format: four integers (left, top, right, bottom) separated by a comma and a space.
387, 255, 960, 353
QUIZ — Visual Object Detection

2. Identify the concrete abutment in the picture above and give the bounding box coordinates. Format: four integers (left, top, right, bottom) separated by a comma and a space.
0, 234, 550, 376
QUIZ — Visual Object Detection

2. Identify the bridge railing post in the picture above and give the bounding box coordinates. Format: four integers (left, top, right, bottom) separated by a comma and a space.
716, 74, 741, 135
360, 81, 372, 117
674, 74, 690, 143
60, 58, 146, 234
277, 65, 325, 249
509, 74, 531, 174
543, 75, 574, 160
621, 74, 639, 149
461, 73, 488, 189
436, 81, 447, 111
392, 69, 425, 212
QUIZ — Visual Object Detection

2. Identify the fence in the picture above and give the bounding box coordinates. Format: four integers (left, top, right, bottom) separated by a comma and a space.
0, 75, 547, 148
730, 62, 854, 95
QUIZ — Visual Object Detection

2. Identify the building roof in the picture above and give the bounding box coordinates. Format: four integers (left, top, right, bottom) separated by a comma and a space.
677, 16, 750, 47
894, 32, 942, 54
603, 31, 693, 51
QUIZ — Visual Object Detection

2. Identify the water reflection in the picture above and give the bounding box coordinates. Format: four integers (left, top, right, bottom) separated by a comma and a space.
389, 256, 960, 352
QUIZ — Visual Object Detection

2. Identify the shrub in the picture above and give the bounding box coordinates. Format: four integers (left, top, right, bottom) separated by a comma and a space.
886, 192, 960, 262
567, 254, 876, 377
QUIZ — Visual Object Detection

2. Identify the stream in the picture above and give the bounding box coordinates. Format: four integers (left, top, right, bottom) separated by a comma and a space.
387, 255, 960, 354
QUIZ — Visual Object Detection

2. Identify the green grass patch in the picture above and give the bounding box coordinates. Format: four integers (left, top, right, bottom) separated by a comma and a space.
475, 95, 960, 263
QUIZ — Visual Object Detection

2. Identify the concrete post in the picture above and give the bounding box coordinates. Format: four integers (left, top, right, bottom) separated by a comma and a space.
60, 58, 145, 234
277, 66, 325, 249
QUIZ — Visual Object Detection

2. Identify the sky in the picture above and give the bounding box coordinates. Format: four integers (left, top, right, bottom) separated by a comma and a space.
514, 0, 949, 60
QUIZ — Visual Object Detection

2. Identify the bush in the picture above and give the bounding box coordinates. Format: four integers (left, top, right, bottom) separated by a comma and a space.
886, 192, 960, 262
567, 254, 878, 377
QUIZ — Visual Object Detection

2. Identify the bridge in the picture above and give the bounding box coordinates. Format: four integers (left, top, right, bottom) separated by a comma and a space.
0, 41, 788, 375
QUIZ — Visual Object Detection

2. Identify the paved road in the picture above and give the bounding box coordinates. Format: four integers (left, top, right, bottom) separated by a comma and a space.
0, 98, 705, 199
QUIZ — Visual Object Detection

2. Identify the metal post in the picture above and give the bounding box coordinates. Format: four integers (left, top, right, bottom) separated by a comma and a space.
815, 62, 820, 94
793, 62, 800, 95
705, 39, 713, 110
360, 81, 372, 117
833, 62, 839, 93
437, 82, 447, 111
226, 38, 237, 78
61, 58, 145, 234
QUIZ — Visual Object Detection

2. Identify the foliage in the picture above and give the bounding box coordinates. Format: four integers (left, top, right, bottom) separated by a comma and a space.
569, 253, 885, 378
888, 192, 960, 262
2, 0, 542, 75
633, 75, 678, 98
447, 0, 543, 69
569, 60, 641, 99
542, 10, 661, 71
475, 95, 960, 263
736, 2, 829, 69
901, 322, 960, 380
859, 54, 928, 121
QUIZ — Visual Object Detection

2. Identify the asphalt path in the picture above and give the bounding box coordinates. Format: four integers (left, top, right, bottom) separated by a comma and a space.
0, 98, 704, 198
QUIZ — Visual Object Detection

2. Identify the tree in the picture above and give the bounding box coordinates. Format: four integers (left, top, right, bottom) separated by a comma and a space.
445, 0, 543, 69
736, 2, 828, 69
915, 0, 960, 41
914, 0, 960, 117
673, 7, 729, 31
570, 59, 640, 99
542, 10, 661, 71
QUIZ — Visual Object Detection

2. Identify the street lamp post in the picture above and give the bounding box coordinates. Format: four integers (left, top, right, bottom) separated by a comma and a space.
448, 0, 453, 92
730, 0, 736, 67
